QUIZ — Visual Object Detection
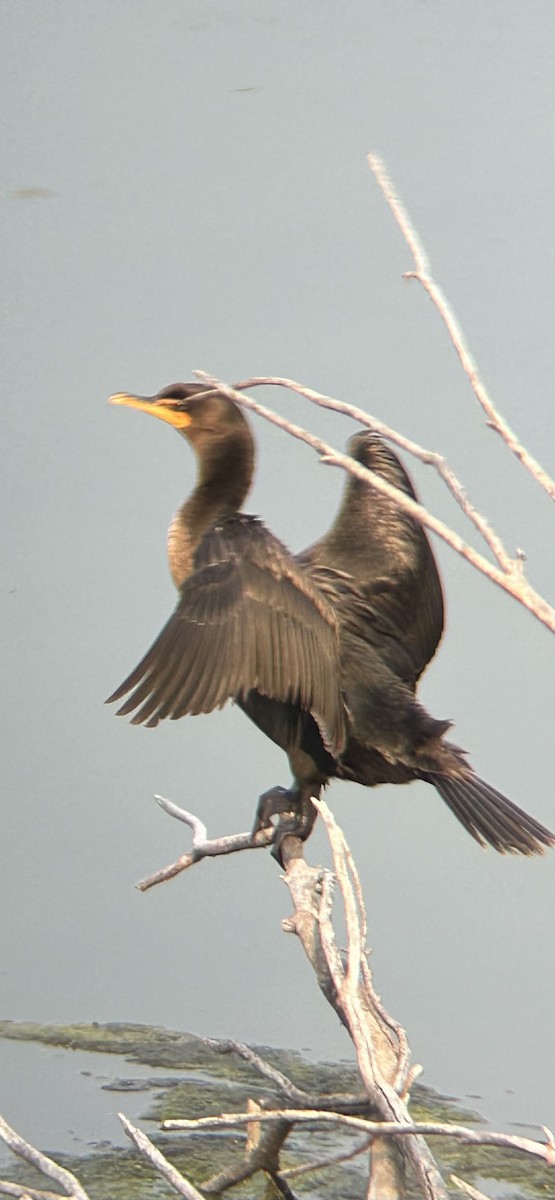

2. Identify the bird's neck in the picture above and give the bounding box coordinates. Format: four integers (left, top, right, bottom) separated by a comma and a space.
168, 434, 254, 589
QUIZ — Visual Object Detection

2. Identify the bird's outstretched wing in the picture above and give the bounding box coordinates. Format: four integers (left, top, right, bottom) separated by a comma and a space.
107, 514, 346, 755
298, 432, 444, 687
348, 433, 445, 681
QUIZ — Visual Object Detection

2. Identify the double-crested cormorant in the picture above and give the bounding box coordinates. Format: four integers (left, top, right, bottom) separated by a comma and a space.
107, 383, 554, 857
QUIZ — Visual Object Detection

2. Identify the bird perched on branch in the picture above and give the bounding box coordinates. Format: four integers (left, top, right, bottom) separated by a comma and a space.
107, 382, 553, 859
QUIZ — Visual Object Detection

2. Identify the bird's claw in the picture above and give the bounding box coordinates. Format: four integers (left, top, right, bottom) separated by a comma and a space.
252, 785, 320, 867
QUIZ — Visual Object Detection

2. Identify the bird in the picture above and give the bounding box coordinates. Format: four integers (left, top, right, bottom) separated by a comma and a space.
107, 382, 554, 859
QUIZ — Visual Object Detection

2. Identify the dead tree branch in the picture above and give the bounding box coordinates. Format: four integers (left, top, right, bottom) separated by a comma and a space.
0, 1116, 90, 1200
3, 793, 554, 1200
0, 1185, 72, 1200
119, 1113, 205, 1198
450, 1177, 492, 1200
2, 1105, 551, 1200
200, 1097, 294, 1195
136, 795, 274, 891
202, 1036, 368, 1111
155, 801, 445, 1198
135, 794, 553, 1196
161, 1107, 555, 1167
280, 1133, 373, 1178
367, 153, 555, 503
194, 372, 555, 633
284, 800, 446, 1199
230, 374, 513, 570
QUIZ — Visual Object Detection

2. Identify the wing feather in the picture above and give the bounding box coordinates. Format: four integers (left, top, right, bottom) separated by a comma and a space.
107, 515, 346, 755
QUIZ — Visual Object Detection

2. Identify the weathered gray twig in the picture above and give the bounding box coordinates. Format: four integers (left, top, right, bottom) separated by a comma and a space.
154, 801, 553, 1193
367, 153, 555, 504
201, 1096, 293, 1195
230, 374, 513, 571
281, 1133, 374, 1178
449, 1176, 492, 1200
202, 1036, 366, 1111
119, 1113, 204, 1199
136, 796, 274, 891
0, 1184, 66, 1200
194, 372, 555, 632
0, 1116, 89, 1200
161, 1107, 555, 1166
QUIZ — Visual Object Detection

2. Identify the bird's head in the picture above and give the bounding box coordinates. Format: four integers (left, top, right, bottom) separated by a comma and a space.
109, 382, 252, 458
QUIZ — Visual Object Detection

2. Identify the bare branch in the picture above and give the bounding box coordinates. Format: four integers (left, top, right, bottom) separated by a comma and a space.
281, 1134, 373, 1178
202, 1035, 375, 1113
367, 153, 555, 503
307, 801, 446, 1200
316, 799, 412, 1097
542, 1125, 555, 1153
0, 1116, 90, 1200
161, 1108, 555, 1167
203, 1037, 310, 1104
0, 1184, 66, 1200
136, 798, 274, 891
201, 1096, 293, 1195
156, 796, 208, 845
315, 858, 407, 1198
230, 374, 513, 572
119, 1112, 204, 1199
204, 1037, 348, 1111
361, 957, 411, 1098
450, 1176, 493, 1200
194, 372, 555, 633
139, 802, 551, 1187
278, 833, 444, 1199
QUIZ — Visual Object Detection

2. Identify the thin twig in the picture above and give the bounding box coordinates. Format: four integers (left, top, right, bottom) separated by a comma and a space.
201, 1097, 293, 1194
231, 374, 513, 572
0, 1184, 65, 1200
367, 153, 555, 503
161, 1109, 555, 1166
119, 1113, 204, 1199
281, 1134, 374, 1178
267, 1173, 301, 1200
136, 799, 274, 891
0, 1116, 89, 1200
202, 1036, 372, 1112
156, 797, 208, 845
542, 1125, 555, 1153
450, 1176, 492, 1200
203, 1037, 309, 1104
195, 372, 555, 632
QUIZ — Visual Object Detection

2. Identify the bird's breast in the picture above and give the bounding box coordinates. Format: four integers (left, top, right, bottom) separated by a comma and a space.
168, 511, 194, 589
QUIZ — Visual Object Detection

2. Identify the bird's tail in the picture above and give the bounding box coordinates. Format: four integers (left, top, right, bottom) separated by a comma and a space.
426, 770, 554, 856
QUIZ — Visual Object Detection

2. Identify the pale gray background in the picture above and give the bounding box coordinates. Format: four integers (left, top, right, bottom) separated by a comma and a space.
1, 0, 554, 1153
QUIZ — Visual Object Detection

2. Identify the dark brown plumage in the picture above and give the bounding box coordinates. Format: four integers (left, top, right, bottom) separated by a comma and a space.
107, 382, 554, 858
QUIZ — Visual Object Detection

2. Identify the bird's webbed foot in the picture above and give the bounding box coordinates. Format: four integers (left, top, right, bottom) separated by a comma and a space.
252, 784, 320, 866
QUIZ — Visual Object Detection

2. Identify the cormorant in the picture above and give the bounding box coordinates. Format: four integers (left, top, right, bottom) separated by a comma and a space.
107, 383, 553, 857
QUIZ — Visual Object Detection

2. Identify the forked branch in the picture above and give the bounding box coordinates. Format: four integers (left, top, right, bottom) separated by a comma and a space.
2, 800, 553, 1199
141, 796, 553, 1198
195, 372, 555, 633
